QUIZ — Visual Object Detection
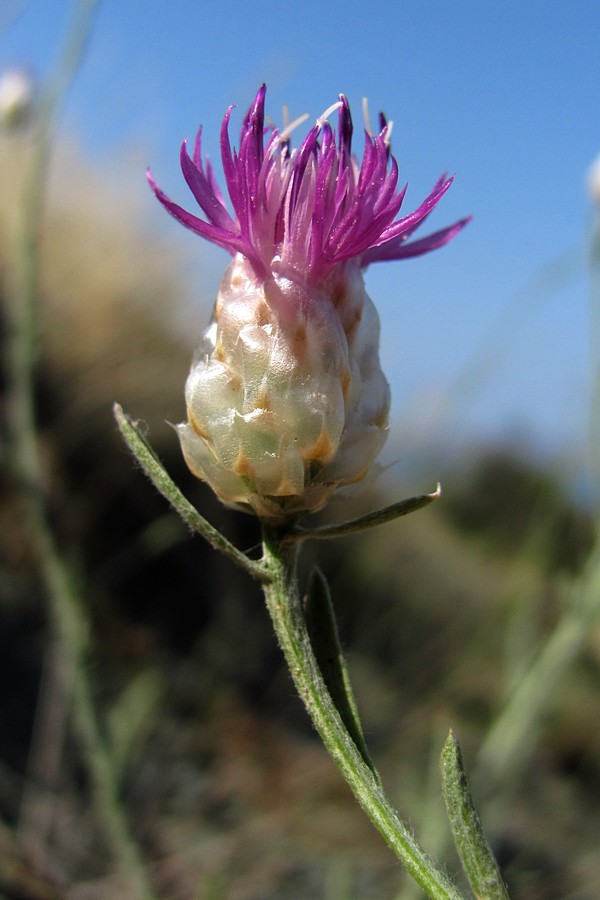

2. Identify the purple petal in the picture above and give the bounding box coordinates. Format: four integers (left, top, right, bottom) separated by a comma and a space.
373, 176, 454, 246
337, 94, 353, 156
180, 139, 234, 230
149, 85, 469, 282
362, 216, 472, 264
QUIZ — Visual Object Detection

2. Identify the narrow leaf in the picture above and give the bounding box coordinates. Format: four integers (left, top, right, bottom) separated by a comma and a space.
441, 731, 509, 899
289, 485, 441, 542
304, 567, 380, 781
113, 403, 267, 581
107, 668, 163, 777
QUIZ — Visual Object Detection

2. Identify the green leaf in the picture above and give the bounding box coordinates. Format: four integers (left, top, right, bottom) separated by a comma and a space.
289, 485, 441, 542
440, 731, 509, 900
303, 567, 379, 781
113, 403, 267, 581
107, 668, 163, 777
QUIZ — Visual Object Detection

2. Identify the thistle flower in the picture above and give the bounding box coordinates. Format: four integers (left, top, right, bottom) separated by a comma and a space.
149, 86, 469, 521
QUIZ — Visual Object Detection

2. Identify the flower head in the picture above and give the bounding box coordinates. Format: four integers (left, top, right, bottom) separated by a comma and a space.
149, 84, 468, 285
149, 86, 468, 521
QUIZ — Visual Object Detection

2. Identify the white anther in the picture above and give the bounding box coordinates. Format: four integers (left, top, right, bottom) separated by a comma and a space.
362, 98, 373, 136
316, 101, 342, 127
279, 107, 310, 143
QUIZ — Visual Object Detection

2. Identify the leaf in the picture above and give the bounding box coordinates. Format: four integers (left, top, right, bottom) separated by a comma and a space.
113, 403, 267, 581
107, 668, 163, 776
440, 731, 509, 899
289, 485, 441, 542
304, 567, 379, 781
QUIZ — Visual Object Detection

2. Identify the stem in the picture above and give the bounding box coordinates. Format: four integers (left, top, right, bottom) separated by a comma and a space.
21, 538, 155, 900
475, 565, 600, 789
260, 525, 463, 900
3, 2, 156, 896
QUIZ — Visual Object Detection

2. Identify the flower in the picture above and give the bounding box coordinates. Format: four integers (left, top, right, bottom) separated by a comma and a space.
0, 68, 34, 128
588, 153, 600, 208
149, 86, 469, 521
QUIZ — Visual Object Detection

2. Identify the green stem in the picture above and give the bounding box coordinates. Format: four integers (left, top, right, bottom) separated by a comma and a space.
3, 2, 156, 896
260, 525, 463, 900
474, 534, 600, 792
22, 534, 155, 900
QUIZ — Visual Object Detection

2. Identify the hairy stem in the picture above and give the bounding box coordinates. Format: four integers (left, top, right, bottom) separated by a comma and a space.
260, 525, 463, 900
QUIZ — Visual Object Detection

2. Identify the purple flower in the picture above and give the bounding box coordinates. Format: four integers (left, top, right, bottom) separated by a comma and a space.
148, 85, 469, 285
149, 87, 469, 520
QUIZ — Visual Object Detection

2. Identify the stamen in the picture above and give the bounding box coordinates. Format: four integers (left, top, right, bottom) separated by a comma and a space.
316, 100, 342, 128
278, 110, 310, 143
383, 119, 394, 146
362, 97, 373, 137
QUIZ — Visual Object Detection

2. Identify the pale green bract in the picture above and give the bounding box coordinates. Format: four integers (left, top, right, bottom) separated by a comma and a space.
178, 255, 390, 521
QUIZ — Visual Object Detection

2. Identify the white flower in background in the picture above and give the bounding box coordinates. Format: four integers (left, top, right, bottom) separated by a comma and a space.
0, 68, 33, 128
588, 154, 600, 207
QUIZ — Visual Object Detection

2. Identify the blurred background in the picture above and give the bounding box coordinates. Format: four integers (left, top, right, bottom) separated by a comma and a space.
1, 1, 600, 897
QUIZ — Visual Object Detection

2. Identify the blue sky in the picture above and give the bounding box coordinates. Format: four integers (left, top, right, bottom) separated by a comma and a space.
3, 0, 600, 475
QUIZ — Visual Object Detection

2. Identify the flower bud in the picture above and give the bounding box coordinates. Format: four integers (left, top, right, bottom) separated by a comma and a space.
178, 256, 390, 519
0, 68, 33, 128
588, 153, 600, 208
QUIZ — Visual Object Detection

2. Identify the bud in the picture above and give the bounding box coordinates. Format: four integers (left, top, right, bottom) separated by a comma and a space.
588, 153, 600, 208
149, 86, 469, 521
178, 255, 389, 519
0, 68, 33, 128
